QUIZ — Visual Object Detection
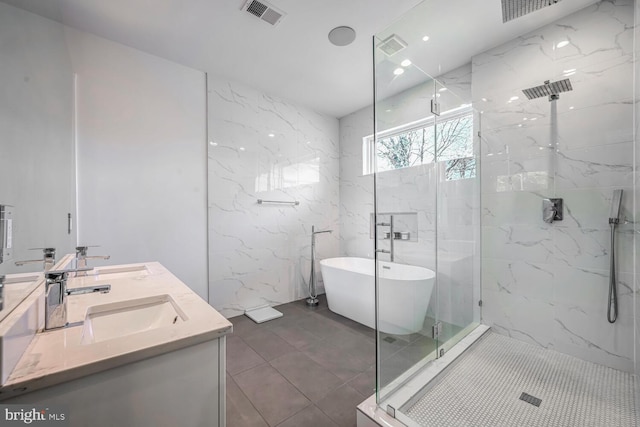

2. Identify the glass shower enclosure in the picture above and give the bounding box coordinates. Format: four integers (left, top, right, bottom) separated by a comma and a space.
372, 0, 637, 425
372, 6, 482, 408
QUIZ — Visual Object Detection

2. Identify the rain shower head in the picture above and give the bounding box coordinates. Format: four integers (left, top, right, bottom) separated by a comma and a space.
502, 0, 563, 23
522, 79, 573, 101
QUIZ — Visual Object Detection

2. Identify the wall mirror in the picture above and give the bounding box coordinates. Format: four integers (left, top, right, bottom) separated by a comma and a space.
0, 2, 76, 321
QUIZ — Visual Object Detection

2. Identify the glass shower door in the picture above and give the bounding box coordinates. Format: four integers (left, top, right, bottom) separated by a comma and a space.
372, 14, 481, 412
373, 53, 440, 403
433, 79, 482, 355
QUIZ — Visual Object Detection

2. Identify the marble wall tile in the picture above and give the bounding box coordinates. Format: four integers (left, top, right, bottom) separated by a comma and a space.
208, 77, 340, 317
481, 288, 556, 348
476, 0, 636, 371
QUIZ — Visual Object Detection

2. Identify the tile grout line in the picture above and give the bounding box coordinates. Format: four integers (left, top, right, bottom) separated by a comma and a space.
226, 370, 271, 427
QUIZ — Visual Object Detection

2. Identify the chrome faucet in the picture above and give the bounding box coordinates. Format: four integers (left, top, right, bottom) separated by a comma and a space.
44, 268, 111, 330
15, 248, 56, 271
306, 226, 333, 307
376, 215, 395, 262
75, 246, 110, 276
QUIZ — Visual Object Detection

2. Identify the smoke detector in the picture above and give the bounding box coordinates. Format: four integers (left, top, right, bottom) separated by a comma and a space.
242, 0, 286, 26
377, 34, 408, 57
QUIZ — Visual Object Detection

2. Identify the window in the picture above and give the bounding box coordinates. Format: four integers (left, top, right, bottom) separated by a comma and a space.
363, 108, 475, 180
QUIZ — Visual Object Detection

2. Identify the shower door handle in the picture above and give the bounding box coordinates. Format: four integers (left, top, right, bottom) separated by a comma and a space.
376, 215, 395, 262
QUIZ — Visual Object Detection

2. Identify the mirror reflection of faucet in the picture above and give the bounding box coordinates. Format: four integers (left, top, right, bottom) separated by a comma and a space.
75, 246, 111, 276
15, 247, 56, 271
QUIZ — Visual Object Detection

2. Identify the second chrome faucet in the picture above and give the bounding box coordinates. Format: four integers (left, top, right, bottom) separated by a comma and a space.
44, 268, 111, 330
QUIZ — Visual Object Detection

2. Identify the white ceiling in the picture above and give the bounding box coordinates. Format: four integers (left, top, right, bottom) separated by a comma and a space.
3, 0, 599, 118
3, 0, 422, 118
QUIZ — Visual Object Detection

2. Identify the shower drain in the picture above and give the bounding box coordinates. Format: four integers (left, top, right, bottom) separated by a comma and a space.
519, 392, 542, 407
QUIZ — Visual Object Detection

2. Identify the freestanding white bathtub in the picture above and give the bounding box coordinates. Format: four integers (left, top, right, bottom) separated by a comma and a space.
319, 257, 436, 335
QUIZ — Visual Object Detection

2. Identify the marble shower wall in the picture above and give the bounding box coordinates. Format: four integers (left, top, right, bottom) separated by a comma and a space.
339, 64, 481, 328
207, 77, 340, 318
475, 0, 636, 372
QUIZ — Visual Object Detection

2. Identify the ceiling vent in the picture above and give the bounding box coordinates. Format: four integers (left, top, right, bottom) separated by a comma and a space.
501, 0, 562, 23
377, 34, 408, 57
242, 0, 286, 26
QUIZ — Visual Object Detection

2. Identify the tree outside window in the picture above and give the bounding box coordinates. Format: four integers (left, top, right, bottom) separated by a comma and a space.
370, 110, 475, 180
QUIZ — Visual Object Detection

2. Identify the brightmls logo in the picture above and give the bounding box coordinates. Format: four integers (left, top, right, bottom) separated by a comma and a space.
1, 405, 68, 426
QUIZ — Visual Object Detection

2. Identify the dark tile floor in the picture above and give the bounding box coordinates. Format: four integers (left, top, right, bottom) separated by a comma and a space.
226, 295, 374, 427
225, 295, 442, 427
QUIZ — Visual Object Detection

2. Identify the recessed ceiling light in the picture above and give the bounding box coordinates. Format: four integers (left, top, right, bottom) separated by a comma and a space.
569, 106, 575, 110
328, 26, 356, 46
393, 68, 404, 76
481, 97, 488, 102
209, 141, 218, 146
239, 147, 246, 151
268, 133, 275, 138
563, 68, 576, 73
556, 40, 570, 48
438, 87, 448, 92
400, 59, 412, 67
422, 36, 430, 41
530, 117, 537, 121
509, 96, 519, 102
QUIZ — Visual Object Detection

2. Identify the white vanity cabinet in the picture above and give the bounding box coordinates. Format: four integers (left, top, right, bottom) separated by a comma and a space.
5, 338, 226, 427
0, 261, 232, 427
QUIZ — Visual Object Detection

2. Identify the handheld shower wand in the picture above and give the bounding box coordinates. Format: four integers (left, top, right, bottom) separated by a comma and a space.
607, 189, 623, 323
307, 225, 332, 307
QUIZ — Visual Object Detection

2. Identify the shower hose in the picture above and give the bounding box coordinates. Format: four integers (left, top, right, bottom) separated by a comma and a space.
607, 222, 618, 324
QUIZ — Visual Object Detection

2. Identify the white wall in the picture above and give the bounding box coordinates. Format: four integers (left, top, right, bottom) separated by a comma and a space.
66, 28, 208, 300
207, 77, 340, 317
0, 2, 75, 274
477, 0, 636, 372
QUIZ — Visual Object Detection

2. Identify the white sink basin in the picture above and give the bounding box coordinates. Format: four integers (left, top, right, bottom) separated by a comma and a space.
80, 294, 187, 345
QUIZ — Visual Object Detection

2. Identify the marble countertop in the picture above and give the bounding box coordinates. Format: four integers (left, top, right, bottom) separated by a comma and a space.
0, 261, 232, 400
0, 272, 42, 323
